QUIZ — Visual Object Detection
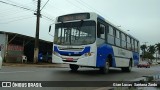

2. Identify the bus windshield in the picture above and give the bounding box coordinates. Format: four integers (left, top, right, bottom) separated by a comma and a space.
54, 21, 96, 45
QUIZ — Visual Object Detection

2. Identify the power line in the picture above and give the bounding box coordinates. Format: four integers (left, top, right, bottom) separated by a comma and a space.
0, 0, 54, 22
0, 16, 34, 24
0, 14, 32, 21
42, 16, 55, 22
0, 10, 30, 18
0, 6, 20, 14
42, 14, 55, 21
41, 11, 55, 19
40, 0, 69, 19
5, 0, 34, 11
45, 1, 67, 13
75, 0, 91, 10
40, 0, 50, 11
76, 0, 104, 15
0, 0, 34, 11
66, 0, 85, 11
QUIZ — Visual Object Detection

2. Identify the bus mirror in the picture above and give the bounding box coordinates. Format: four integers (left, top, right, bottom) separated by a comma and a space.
49, 25, 51, 32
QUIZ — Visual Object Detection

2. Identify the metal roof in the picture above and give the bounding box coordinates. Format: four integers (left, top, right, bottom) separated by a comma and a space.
0, 31, 52, 43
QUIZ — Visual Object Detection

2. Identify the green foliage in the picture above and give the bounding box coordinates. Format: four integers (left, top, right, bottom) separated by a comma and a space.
140, 44, 147, 52
140, 43, 160, 60
156, 43, 160, 54
143, 52, 154, 59
148, 45, 156, 54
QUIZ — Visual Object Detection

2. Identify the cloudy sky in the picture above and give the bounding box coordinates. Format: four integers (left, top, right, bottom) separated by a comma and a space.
0, 0, 159, 45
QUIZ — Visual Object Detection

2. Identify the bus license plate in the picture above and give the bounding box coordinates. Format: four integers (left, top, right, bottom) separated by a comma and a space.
66, 58, 73, 61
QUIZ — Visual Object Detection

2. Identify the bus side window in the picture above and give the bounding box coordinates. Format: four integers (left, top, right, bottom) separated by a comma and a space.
97, 22, 100, 38
115, 30, 120, 46
97, 22, 105, 39
108, 26, 114, 45
121, 33, 126, 48
135, 40, 138, 52
132, 39, 135, 51
137, 41, 139, 52
100, 24, 105, 39
127, 36, 131, 50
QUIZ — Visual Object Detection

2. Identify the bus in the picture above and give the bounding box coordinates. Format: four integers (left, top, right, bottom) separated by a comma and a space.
49, 12, 140, 73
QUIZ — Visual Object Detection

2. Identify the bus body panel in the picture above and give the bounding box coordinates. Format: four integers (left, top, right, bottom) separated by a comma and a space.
133, 52, 139, 66
112, 46, 132, 67
54, 46, 90, 56
96, 44, 116, 67
96, 43, 140, 68
52, 43, 97, 67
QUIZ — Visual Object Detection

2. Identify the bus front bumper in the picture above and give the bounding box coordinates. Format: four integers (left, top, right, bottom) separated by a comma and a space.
52, 54, 96, 67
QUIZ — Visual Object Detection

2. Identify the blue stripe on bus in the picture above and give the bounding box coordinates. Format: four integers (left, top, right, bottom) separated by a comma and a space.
54, 46, 90, 56
96, 44, 116, 67
133, 52, 139, 66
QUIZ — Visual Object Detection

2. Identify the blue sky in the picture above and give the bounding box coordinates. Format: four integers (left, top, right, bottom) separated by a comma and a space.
0, 0, 160, 45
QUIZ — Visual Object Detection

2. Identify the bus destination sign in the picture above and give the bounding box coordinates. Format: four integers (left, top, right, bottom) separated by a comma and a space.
58, 13, 90, 22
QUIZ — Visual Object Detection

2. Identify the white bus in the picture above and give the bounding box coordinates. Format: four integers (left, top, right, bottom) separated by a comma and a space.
49, 12, 140, 73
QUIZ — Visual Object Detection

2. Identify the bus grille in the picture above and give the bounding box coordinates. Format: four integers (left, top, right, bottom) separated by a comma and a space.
63, 60, 77, 62
60, 53, 82, 56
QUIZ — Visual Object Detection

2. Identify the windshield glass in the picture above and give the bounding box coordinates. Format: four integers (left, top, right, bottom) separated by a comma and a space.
54, 21, 96, 45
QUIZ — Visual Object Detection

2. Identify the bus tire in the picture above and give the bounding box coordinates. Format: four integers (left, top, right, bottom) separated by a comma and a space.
99, 60, 110, 74
69, 64, 79, 72
121, 60, 132, 72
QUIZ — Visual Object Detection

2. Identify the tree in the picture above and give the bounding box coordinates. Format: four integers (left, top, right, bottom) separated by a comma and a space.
140, 44, 147, 59
147, 45, 156, 61
148, 45, 156, 55
144, 52, 154, 60
155, 43, 160, 59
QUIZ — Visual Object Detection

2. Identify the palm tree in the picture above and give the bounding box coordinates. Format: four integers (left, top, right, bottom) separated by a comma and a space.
155, 43, 160, 59
140, 44, 147, 60
148, 45, 156, 55
147, 45, 156, 63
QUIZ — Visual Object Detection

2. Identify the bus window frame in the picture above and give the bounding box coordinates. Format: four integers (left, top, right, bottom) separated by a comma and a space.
96, 16, 139, 52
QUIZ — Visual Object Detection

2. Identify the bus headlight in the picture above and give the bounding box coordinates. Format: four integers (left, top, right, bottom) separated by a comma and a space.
53, 51, 59, 56
85, 52, 92, 56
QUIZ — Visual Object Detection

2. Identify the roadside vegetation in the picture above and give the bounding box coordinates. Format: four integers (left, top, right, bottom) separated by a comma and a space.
140, 43, 160, 62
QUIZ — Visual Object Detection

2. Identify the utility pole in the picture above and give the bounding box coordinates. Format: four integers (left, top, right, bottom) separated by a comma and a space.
143, 42, 148, 45
34, 0, 41, 63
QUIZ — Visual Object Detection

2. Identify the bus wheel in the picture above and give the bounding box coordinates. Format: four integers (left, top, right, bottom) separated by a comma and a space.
99, 61, 110, 74
69, 64, 79, 72
121, 61, 132, 72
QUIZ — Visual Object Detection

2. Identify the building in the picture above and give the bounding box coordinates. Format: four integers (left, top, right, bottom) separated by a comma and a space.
0, 31, 52, 63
